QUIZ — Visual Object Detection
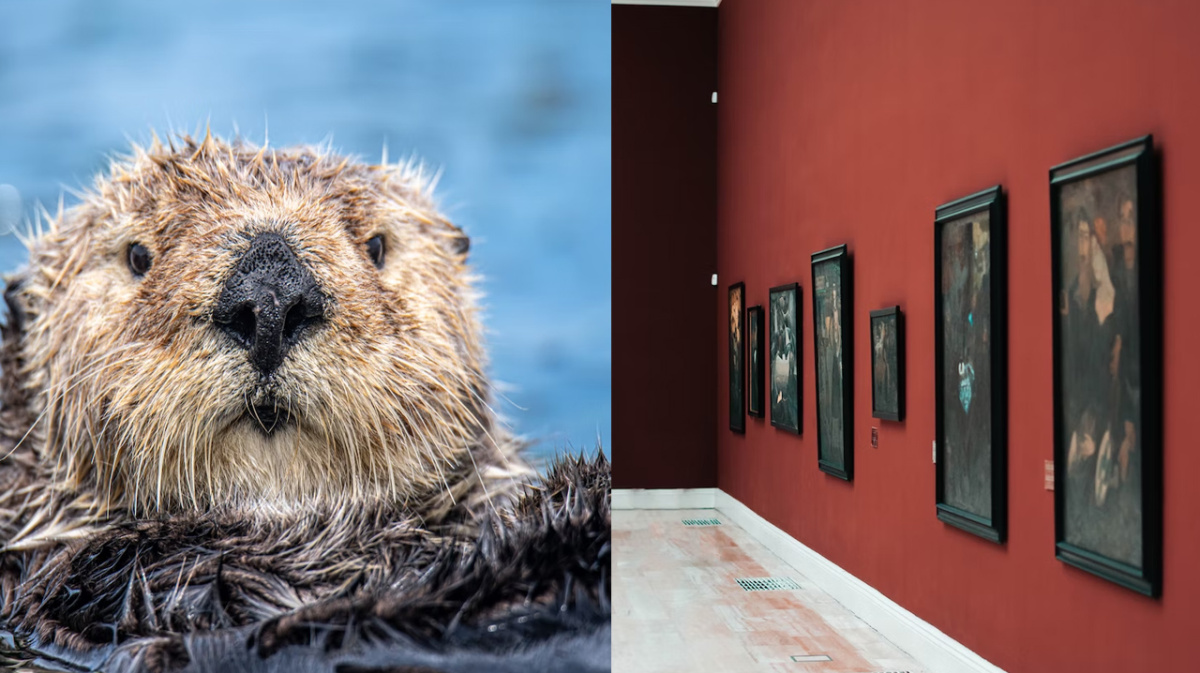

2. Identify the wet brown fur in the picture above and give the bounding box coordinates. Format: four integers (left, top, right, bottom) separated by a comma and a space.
1, 132, 530, 529
0, 134, 608, 672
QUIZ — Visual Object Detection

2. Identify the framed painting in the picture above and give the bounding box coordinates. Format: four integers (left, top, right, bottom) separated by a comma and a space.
870, 306, 904, 422
747, 305, 765, 419
811, 246, 852, 479
1051, 136, 1161, 596
729, 282, 745, 433
768, 284, 801, 434
934, 186, 1007, 543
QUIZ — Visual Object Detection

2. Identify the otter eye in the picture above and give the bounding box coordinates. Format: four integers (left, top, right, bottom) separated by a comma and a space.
366, 234, 385, 268
127, 243, 152, 277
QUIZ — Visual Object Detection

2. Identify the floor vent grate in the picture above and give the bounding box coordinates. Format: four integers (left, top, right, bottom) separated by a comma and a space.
682, 518, 722, 526
736, 576, 800, 591
790, 654, 832, 663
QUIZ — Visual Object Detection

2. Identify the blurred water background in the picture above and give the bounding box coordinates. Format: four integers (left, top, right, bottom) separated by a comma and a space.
0, 1, 611, 466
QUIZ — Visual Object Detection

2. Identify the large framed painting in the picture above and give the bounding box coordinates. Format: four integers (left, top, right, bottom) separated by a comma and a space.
1051, 136, 1161, 596
729, 282, 745, 433
870, 306, 904, 422
811, 246, 852, 479
768, 284, 801, 434
747, 305, 765, 419
934, 186, 1007, 543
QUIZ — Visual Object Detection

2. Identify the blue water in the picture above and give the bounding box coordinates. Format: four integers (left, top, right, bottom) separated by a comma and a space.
0, 1, 611, 465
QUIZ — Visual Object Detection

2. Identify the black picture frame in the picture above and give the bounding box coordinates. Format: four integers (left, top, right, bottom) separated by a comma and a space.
729, 282, 745, 433
869, 306, 904, 422
811, 246, 852, 480
747, 305, 765, 419
768, 284, 801, 434
934, 186, 1007, 543
1050, 136, 1161, 597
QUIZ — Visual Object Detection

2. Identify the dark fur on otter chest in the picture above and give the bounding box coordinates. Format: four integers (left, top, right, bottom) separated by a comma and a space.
0, 455, 610, 673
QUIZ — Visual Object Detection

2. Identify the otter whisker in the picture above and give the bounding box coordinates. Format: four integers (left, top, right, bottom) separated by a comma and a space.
7, 342, 137, 468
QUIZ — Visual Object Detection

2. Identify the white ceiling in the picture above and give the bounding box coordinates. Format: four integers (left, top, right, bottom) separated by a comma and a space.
612, 0, 721, 7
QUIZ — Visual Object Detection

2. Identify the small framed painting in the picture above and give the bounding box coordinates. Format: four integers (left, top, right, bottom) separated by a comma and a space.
1051, 136, 1161, 596
729, 282, 745, 433
870, 306, 904, 422
811, 246, 852, 479
768, 284, 800, 434
934, 185, 1007, 543
747, 305, 765, 419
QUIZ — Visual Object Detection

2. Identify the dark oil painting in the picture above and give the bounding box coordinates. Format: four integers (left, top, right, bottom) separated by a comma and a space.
870, 307, 903, 422
729, 282, 745, 433
939, 209, 994, 519
812, 247, 851, 479
768, 285, 800, 434
1051, 136, 1159, 595
748, 306, 765, 418
934, 186, 1006, 543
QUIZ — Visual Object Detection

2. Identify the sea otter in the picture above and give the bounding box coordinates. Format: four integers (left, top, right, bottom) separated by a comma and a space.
0, 133, 610, 672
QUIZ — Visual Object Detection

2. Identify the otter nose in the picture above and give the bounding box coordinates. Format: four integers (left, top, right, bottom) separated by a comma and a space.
213, 233, 326, 375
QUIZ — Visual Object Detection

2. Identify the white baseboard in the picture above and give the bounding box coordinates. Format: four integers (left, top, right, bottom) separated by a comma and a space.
714, 490, 1006, 673
611, 487, 716, 510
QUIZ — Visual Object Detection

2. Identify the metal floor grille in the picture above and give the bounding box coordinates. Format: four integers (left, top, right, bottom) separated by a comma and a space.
681, 518, 721, 526
735, 576, 800, 591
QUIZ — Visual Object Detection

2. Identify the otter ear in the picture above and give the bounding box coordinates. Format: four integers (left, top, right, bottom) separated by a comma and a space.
450, 228, 470, 256
3, 272, 26, 333
434, 220, 469, 258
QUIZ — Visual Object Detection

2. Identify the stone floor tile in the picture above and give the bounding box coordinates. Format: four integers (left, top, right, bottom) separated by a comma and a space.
613, 509, 928, 673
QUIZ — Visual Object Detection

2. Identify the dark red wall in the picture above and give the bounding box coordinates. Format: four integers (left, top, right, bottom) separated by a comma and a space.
614, 5, 717, 489
716, 0, 1200, 670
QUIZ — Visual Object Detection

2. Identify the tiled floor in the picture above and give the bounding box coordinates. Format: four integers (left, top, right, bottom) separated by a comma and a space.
613, 509, 927, 673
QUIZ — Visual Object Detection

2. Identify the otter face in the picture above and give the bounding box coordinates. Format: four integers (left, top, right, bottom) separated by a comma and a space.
8, 134, 488, 512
